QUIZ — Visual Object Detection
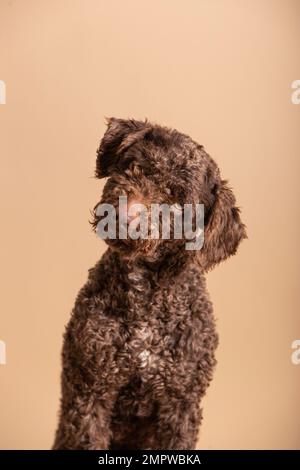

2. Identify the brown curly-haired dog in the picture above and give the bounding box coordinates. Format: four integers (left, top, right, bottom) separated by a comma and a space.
53, 118, 246, 450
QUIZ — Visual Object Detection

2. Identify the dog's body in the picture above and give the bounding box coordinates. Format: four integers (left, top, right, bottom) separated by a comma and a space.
53, 118, 246, 450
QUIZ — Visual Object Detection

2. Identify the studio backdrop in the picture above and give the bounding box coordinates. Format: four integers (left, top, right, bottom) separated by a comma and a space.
0, 0, 299, 449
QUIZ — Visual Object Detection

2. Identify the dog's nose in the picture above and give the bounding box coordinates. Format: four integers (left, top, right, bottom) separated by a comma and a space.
119, 198, 143, 225
127, 213, 138, 223
118, 208, 134, 225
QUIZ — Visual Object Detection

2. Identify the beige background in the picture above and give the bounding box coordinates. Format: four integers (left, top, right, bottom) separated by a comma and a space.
0, 0, 300, 449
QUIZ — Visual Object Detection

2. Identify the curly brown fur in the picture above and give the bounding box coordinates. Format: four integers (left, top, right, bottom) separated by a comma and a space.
53, 118, 246, 450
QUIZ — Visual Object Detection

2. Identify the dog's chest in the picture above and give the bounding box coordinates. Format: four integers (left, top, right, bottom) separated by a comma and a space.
124, 314, 183, 382
119, 271, 202, 382
126, 322, 160, 372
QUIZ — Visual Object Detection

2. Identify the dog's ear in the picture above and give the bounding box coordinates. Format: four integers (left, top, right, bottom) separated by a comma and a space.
198, 177, 247, 271
95, 117, 151, 178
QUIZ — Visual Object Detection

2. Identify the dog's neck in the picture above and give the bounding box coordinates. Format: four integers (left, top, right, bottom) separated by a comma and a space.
110, 248, 189, 287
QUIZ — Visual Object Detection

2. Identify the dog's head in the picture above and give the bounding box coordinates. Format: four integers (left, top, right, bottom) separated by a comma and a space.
92, 117, 246, 271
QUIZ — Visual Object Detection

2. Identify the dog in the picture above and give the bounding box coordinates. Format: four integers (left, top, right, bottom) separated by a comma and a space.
53, 117, 246, 450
